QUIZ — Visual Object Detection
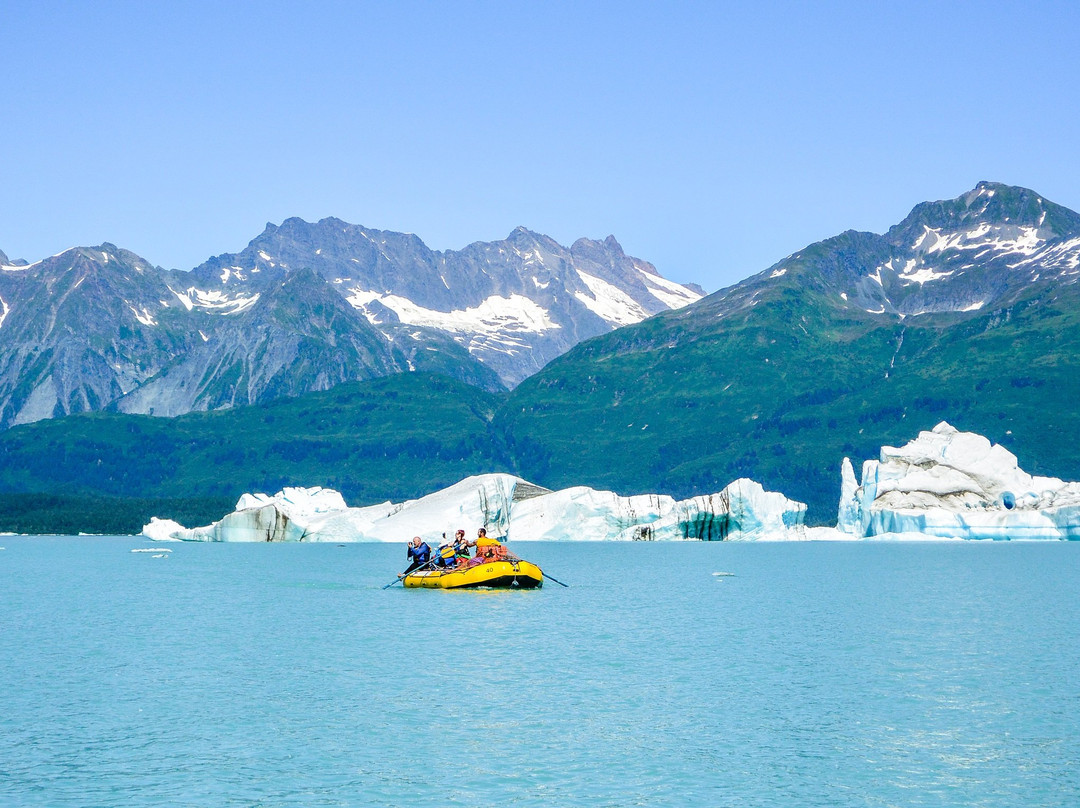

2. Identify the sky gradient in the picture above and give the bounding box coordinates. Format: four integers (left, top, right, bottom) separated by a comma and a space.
3, 0, 1078, 291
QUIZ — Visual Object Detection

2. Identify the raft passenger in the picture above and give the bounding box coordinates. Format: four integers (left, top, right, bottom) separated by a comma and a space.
400, 536, 431, 577
453, 530, 473, 568
434, 541, 457, 569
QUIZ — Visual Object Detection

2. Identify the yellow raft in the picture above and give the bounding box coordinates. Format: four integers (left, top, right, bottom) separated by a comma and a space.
403, 558, 544, 589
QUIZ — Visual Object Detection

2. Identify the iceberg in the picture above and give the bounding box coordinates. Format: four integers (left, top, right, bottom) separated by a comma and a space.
508, 479, 806, 542
836, 422, 1080, 540
141, 475, 807, 543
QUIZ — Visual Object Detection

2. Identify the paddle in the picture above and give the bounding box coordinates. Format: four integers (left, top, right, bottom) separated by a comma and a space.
542, 571, 569, 587
382, 556, 439, 588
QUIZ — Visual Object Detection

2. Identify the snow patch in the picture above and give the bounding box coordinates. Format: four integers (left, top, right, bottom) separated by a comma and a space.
638, 269, 702, 309
170, 288, 194, 311
1007, 237, 1080, 271
174, 288, 260, 315
128, 305, 158, 327
575, 270, 648, 326
0, 296, 9, 328
916, 224, 1045, 258
219, 266, 247, 283
900, 265, 954, 285
347, 290, 560, 337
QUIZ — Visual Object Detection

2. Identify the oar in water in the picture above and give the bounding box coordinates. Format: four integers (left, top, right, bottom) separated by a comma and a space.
382, 557, 440, 589
542, 571, 569, 587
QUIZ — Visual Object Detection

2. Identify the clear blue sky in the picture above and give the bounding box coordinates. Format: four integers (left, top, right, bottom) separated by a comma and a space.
2, 0, 1078, 291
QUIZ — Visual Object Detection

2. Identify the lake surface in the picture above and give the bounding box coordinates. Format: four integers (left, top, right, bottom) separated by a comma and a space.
1, 538, 1078, 807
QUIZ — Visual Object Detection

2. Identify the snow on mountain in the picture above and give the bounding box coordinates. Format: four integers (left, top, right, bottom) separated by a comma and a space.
573, 271, 650, 326
639, 268, 703, 308
168, 286, 261, 314
192, 220, 703, 386
345, 290, 561, 349
837, 422, 1080, 540
0, 246, 200, 427
742, 182, 1080, 321
142, 473, 808, 543
0, 219, 701, 427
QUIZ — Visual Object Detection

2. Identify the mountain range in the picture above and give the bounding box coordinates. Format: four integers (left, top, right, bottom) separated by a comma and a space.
1, 181, 1078, 532
0, 222, 702, 428
497, 181, 1080, 516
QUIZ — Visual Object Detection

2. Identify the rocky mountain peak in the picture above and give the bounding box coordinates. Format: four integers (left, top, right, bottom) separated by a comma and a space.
504, 226, 553, 250
887, 182, 1080, 249
747, 182, 1080, 322
0, 248, 30, 268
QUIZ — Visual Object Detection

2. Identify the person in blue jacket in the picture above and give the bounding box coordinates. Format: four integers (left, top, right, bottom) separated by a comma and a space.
400, 536, 431, 577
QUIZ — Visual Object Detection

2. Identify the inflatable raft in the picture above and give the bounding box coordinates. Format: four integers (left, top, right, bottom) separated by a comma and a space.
403, 558, 543, 589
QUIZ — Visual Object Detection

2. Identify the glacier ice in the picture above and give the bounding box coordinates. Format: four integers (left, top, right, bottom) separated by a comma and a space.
508, 479, 805, 542
141, 475, 807, 543
142, 422, 1080, 544
836, 422, 1080, 540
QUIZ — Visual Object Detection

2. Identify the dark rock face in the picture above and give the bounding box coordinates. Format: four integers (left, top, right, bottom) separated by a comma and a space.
0, 246, 196, 427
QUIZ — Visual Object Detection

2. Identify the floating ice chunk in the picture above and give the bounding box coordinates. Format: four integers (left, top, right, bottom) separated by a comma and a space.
838, 422, 1080, 540
140, 518, 186, 542
506, 479, 805, 542
142, 475, 808, 543
143, 475, 523, 543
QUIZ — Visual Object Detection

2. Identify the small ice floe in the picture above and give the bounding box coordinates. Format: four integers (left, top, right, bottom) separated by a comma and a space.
151, 554, 167, 559
131, 548, 173, 553
711, 571, 735, 577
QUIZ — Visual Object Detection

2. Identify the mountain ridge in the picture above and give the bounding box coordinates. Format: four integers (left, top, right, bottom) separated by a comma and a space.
0, 221, 701, 428
3, 181, 1079, 531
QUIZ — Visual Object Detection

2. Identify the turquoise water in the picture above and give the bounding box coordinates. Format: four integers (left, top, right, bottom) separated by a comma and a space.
1, 538, 1078, 807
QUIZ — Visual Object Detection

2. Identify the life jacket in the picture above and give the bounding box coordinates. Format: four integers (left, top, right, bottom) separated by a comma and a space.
437, 544, 456, 565
475, 536, 505, 560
